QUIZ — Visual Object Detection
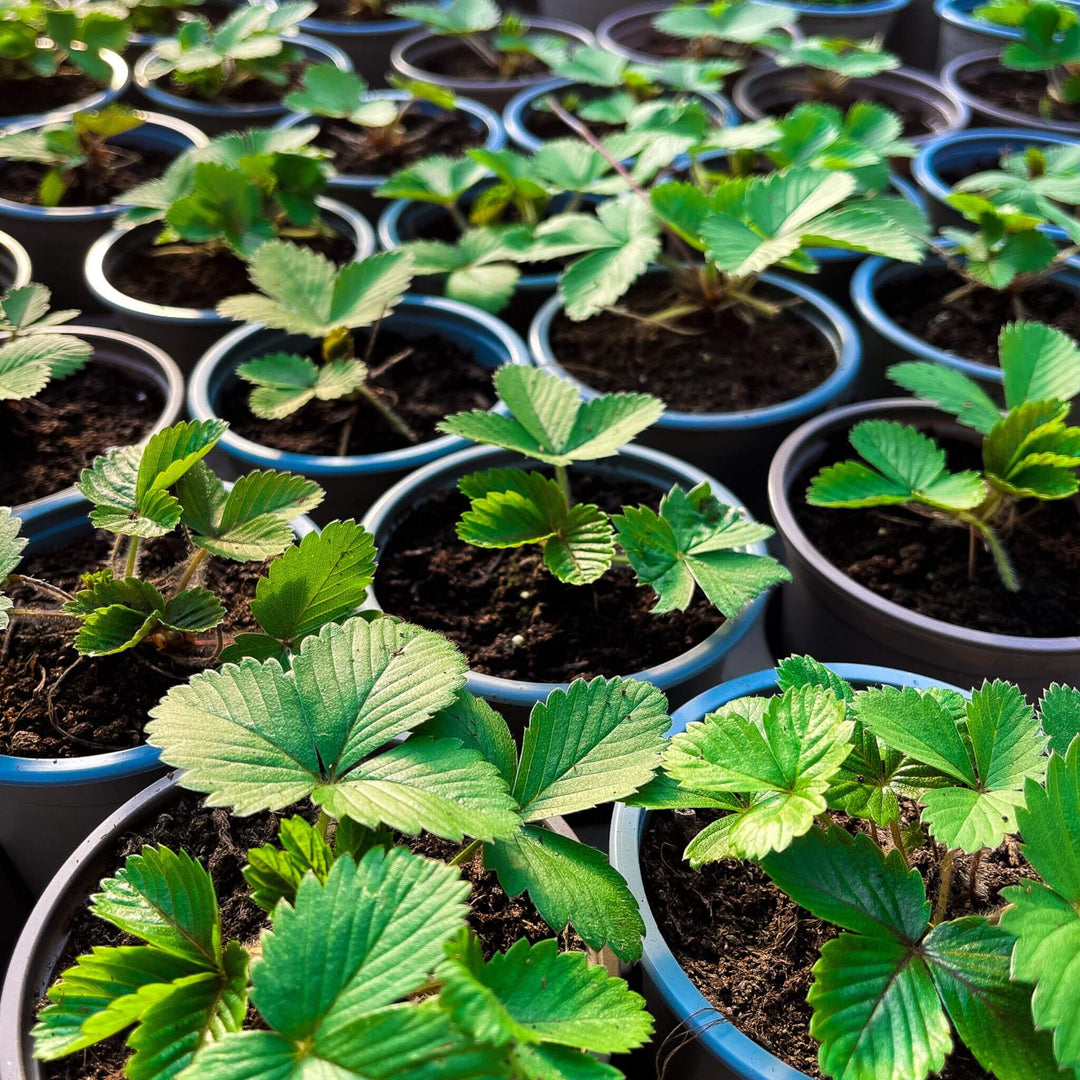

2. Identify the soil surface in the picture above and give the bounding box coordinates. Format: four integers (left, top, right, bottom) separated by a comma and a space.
217, 329, 496, 455
616, 29, 759, 70
960, 66, 1080, 126
376, 474, 726, 682
548, 281, 837, 413
314, 109, 485, 175
0, 146, 172, 207
0, 362, 163, 507
161, 59, 309, 104
641, 807, 1030, 1080
40, 792, 584, 1080
418, 37, 553, 81
0, 531, 268, 759
792, 432, 1080, 637
876, 266, 1080, 370
108, 229, 355, 310
0, 66, 103, 119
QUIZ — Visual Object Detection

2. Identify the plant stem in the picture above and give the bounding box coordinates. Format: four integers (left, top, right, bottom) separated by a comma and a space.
449, 837, 483, 867
125, 538, 140, 578
447, 201, 472, 233
967, 848, 984, 900
554, 464, 573, 506
7, 575, 74, 603
816, 812, 834, 830
172, 548, 208, 597
359, 384, 418, 443
933, 849, 955, 925
888, 820, 909, 868
9, 607, 77, 619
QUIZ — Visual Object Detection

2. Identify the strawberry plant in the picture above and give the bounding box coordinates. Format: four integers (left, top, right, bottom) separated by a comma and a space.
438, 365, 790, 609
118, 126, 334, 259
770, 35, 901, 96
0, 105, 143, 206
648, 0, 796, 62
808, 320, 1080, 590
0, 281, 92, 402
216, 239, 420, 446
145, 1, 316, 102
116, 0, 208, 37
641, 654, 1080, 1080
389, 0, 571, 78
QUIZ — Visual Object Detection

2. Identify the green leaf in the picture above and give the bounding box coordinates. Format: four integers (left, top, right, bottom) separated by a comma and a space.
243, 815, 334, 912
419, 688, 517, 791
513, 676, 670, 821
390, 0, 500, 34
776, 655, 855, 702
376, 153, 489, 204
283, 63, 367, 118
485, 825, 646, 961
0, 333, 92, 401
439, 935, 652, 1052
1040, 684, 1080, 756
0, 506, 27, 631
1000, 320, 1080, 410
654, 1, 794, 43
237, 353, 366, 420
887, 361, 1003, 435
160, 588, 226, 633
613, 482, 789, 616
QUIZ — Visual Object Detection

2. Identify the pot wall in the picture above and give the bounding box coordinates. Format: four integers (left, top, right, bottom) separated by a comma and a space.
0, 112, 208, 310
933, 0, 1080, 66
0, 229, 31, 290
0, 50, 129, 128
760, 0, 910, 39
768, 398, 1080, 697
886, 0, 940, 69
298, 12, 421, 84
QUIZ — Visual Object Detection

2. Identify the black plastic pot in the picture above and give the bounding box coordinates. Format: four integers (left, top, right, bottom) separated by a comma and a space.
0, 111, 208, 310
768, 397, 1080, 697
0, 229, 31, 291
0, 771, 616, 1078
298, 8, 423, 84
0, 51, 129, 128
7, 324, 186, 516
83, 196, 375, 372
389, 17, 594, 110
732, 62, 970, 146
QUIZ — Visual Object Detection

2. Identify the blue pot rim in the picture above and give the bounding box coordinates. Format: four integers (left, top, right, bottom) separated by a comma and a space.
1, 50, 129, 128
0, 229, 32, 286
188, 292, 532, 475
299, 10, 420, 34
83, 195, 375, 323
933, 0, 1079, 34
274, 91, 506, 190
0, 111, 208, 221
501, 76, 737, 155
0, 496, 317, 786
761, 0, 909, 13
361, 440, 771, 707
609, 661, 962, 1080
133, 34, 352, 119
851, 245, 1080, 384
913, 127, 1080, 231
530, 270, 862, 430
377, 196, 560, 291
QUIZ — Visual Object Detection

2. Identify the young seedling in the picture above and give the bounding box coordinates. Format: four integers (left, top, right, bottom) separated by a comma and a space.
439, 366, 790, 612
390, 0, 571, 77
0, 105, 144, 206
979, 0, 1080, 118
809, 320, 1080, 590
770, 35, 902, 97
145, 1, 316, 102
0, 281, 91, 402
0, 0, 129, 85
119, 126, 335, 259
216, 240, 419, 448
649, 0, 796, 62
640, 654, 1078, 1080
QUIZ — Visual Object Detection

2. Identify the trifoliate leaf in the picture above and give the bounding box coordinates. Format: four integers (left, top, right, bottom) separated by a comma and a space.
888, 361, 1004, 435
243, 815, 335, 913
0, 332, 92, 401
654, 1, 794, 43
282, 63, 368, 118
376, 153, 490, 204
391, 0, 500, 34
237, 352, 367, 420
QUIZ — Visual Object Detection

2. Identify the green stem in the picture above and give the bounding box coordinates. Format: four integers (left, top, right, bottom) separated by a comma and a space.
968, 848, 984, 900
888, 820, 909, 868
449, 837, 483, 867
172, 548, 208, 597
554, 464, 573, 507
933, 849, 955, 925
358, 384, 419, 444
125, 538, 140, 579
9, 608, 77, 619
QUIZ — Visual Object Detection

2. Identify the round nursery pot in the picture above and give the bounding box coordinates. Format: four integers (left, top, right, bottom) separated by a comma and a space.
132, 34, 352, 135
608, 661, 958, 1080
0, 770, 616, 1080
361, 441, 772, 728
275, 91, 504, 220
83, 195, 375, 372
298, 8, 422, 85
934, 0, 1080, 67
850, 248, 1080, 399
760, 0, 910, 39
912, 127, 1080, 232
733, 62, 970, 146
188, 294, 531, 521
0, 502, 317, 899
0, 111, 208, 310
769, 397, 1080, 697
942, 49, 1080, 136
537, 0, 642, 31
0, 228, 32, 290
886, 0, 940, 70
0, 50, 129, 128
389, 17, 595, 112
502, 76, 738, 154
529, 272, 862, 517
7, 325, 185, 517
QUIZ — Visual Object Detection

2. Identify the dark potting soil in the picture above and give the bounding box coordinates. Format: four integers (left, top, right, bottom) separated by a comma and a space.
0, 362, 163, 507
960, 66, 1080, 126
641, 808, 1030, 1080
792, 432, 1080, 637
419, 38, 552, 81
876, 266, 1080, 370
108, 229, 355, 310
617, 28, 757, 66
314, 109, 485, 175
41, 793, 583, 1080
0, 66, 103, 120
376, 475, 725, 682
161, 60, 309, 104
216, 329, 496, 455
0, 531, 268, 759
548, 282, 837, 413
0, 146, 173, 208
